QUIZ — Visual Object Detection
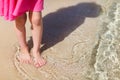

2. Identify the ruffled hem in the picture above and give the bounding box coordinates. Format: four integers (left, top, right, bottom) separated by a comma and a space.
0, 0, 44, 21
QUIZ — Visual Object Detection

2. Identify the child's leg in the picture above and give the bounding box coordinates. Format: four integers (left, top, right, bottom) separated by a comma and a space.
14, 13, 31, 64
29, 11, 46, 67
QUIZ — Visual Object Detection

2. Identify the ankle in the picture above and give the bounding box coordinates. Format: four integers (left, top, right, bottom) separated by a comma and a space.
32, 48, 40, 53
20, 46, 29, 53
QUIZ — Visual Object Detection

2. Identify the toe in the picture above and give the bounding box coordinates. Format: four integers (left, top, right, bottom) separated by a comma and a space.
21, 59, 24, 63
38, 61, 42, 67
39, 60, 46, 67
23, 60, 26, 64
25, 60, 29, 64
28, 59, 32, 64
34, 60, 39, 68
35, 63, 40, 68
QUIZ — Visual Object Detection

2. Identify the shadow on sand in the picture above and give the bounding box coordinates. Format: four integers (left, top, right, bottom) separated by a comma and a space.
28, 2, 102, 53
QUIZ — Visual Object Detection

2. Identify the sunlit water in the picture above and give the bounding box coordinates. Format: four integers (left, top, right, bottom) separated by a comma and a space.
87, 0, 120, 80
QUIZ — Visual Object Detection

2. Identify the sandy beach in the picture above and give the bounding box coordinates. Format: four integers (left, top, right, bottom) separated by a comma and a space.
0, 0, 101, 80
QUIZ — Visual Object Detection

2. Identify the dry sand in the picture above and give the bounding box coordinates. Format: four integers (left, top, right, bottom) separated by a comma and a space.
0, 0, 101, 80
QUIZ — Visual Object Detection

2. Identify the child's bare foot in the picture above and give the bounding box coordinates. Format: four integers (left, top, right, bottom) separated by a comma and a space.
17, 47, 31, 64
31, 49, 46, 68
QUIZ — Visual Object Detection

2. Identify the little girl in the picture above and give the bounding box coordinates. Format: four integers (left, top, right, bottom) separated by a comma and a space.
0, 0, 46, 68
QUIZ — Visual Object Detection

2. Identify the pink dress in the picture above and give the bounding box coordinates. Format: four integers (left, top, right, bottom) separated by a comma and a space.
0, 0, 44, 21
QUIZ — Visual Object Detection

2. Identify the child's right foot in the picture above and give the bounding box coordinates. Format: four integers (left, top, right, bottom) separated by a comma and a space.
17, 47, 31, 64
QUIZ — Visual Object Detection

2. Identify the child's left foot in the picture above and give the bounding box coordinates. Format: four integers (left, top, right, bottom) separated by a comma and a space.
31, 50, 46, 68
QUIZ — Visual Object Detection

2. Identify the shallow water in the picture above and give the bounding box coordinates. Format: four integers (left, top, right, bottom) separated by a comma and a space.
87, 0, 120, 80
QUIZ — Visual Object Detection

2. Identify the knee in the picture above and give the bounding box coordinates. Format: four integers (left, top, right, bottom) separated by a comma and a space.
15, 14, 27, 28
31, 17, 42, 27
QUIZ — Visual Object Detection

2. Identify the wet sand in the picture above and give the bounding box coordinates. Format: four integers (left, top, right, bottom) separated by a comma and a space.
0, 0, 101, 80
